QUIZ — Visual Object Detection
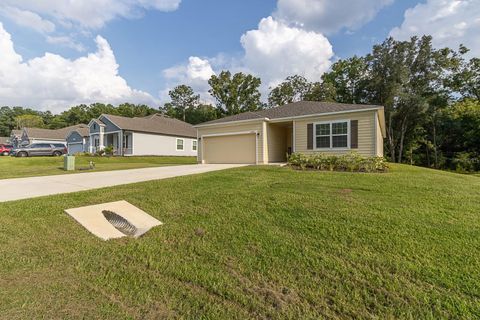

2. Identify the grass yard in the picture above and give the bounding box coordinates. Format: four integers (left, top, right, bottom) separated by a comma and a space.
0, 155, 196, 179
0, 164, 479, 319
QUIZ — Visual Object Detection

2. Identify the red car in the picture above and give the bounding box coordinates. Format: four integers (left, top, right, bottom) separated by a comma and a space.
0, 144, 13, 156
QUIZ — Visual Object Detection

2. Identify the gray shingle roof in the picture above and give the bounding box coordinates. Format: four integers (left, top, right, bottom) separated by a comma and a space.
103, 114, 197, 138
24, 124, 89, 140
197, 101, 383, 126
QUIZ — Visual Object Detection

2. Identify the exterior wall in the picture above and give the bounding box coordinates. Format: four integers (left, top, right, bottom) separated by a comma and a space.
294, 110, 378, 157
197, 121, 265, 164
89, 121, 103, 134
99, 116, 121, 133
132, 132, 197, 156
375, 112, 384, 157
266, 124, 288, 162
67, 131, 83, 145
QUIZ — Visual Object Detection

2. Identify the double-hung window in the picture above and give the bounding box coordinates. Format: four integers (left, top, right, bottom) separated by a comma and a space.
315, 121, 349, 149
192, 140, 197, 151
176, 138, 184, 151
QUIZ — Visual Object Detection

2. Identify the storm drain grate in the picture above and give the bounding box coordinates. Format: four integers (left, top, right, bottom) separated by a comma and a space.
65, 200, 163, 240
102, 210, 138, 237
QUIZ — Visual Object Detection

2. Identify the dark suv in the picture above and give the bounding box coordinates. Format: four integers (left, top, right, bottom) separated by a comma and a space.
0, 144, 13, 156
11, 143, 67, 157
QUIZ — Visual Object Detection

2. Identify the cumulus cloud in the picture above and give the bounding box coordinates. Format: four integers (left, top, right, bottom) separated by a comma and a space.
0, 0, 181, 30
161, 16, 334, 101
162, 56, 216, 103
241, 16, 333, 89
274, 0, 393, 34
0, 23, 156, 113
390, 0, 480, 57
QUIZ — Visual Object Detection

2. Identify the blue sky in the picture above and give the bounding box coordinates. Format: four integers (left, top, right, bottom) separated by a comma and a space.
0, 0, 478, 112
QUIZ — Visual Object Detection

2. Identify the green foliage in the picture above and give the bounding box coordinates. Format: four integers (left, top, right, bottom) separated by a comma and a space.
103, 145, 114, 156
208, 70, 263, 115
165, 85, 200, 122
287, 152, 389, 173
15, 114, 44, 129
453, 152, 477, 173
268, 75, 313, 107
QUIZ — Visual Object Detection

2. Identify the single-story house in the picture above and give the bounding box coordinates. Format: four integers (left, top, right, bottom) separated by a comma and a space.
66, 125, 90, 155
87, 114, 197, 156
195, 101, 386, 164
20, 124, 88, 146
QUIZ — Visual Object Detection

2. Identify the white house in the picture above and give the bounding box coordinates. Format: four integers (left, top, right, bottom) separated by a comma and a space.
86, 114, 197, 156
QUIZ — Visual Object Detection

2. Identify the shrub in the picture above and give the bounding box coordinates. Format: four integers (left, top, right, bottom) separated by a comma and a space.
287, 152, 388, 173
104, 145, 114, 156
453, 152, 478, 172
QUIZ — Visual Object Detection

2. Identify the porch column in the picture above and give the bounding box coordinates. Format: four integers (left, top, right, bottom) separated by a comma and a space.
99, 127, 104, 150
89, 135, 93, 153
118, 131, 123, 156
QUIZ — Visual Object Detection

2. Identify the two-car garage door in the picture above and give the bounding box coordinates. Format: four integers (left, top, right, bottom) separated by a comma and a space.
203, 133, 256, 164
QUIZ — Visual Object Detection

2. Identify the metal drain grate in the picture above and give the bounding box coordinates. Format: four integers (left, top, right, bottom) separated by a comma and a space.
102, 210, 138, 237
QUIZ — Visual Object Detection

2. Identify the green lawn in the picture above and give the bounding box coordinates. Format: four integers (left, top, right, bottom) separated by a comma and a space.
0, 165, 479, 319
0, 155, 196, 179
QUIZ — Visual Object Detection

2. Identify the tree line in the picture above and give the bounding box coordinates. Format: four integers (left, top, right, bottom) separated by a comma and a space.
1, 35, 478, 171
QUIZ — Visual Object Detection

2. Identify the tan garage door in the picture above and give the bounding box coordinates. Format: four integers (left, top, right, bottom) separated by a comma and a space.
203, 134, 256, 164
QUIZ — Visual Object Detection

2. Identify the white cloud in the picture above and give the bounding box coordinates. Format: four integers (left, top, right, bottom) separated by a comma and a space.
0, 23, 157, 113
46, 35, 86, 52
241, 16, 333, 89
161, 16, 334, 101
162, 56, 215, 103
0, 6, 55, 33
390, 0, 480, 57
0, 0, 181, 30
274, 0, 393, 34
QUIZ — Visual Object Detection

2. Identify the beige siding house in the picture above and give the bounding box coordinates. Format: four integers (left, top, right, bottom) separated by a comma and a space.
195, 101, 386, 164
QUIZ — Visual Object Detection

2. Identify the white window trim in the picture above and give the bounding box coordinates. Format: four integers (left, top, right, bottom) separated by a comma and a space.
176, 138, 185, 151
313, 119, 351, 150
192, 140, 197, 151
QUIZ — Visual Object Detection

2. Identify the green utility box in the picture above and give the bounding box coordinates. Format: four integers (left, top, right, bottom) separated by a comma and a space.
64, 155, 75, 171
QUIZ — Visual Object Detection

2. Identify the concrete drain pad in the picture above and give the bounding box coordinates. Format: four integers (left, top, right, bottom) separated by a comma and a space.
65, 200, 162, 240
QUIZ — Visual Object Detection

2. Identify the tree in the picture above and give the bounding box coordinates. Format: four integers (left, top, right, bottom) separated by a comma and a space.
268, 75, 313, 107
185, 104, 219, 125
305, 81, 337, 102
321, 56, 369, 104
15, 114, 44, 129
166, 85, 200, 122
448, 49, 480, 100
208, 71, 263, 115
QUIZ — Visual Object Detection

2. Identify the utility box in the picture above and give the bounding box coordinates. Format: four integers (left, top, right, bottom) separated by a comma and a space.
64, 155, 75, 171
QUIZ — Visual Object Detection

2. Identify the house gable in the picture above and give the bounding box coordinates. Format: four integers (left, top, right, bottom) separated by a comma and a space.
99, 115, 122, 133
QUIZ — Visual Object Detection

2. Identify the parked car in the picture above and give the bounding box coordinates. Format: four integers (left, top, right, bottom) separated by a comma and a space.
10, 143, 67, 157
0, 144, 13, 156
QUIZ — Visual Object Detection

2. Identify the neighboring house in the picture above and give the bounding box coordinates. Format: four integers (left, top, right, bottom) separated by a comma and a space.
9, 130, 22, 147
195, 101, 386, 164
87, 114, 197, 156
20, 124, 88, 146
66, 125, 90, 155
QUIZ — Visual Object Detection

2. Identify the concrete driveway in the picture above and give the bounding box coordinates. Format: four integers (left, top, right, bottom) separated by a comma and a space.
0, 164, 245, 202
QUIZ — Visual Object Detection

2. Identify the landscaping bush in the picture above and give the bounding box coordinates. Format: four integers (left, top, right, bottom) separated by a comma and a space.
288, 152, 388, 173
103, 145, 114, 156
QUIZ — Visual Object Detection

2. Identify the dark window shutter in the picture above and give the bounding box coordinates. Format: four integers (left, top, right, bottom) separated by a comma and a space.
351, 120, 358, 149
307, 123, 313, 150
